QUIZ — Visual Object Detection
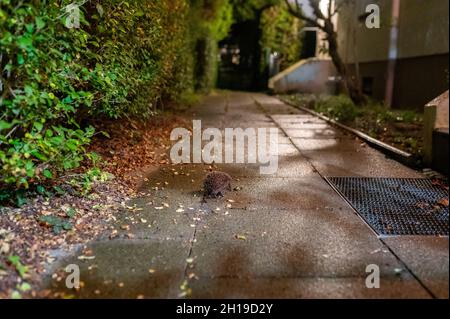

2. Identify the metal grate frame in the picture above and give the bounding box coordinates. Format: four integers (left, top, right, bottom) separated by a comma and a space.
326, 177, 449, 236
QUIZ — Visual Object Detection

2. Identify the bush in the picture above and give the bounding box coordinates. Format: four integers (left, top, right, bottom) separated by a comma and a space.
315, 95, 362, 123
260, 3, 303, 71
0, 0, 232, 189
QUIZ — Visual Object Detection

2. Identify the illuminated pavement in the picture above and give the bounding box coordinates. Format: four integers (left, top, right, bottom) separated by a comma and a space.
45, 92, 448, 299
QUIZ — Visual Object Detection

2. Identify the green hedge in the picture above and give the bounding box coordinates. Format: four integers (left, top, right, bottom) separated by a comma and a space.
260, 3, 302, 71
0, 0, 232, 189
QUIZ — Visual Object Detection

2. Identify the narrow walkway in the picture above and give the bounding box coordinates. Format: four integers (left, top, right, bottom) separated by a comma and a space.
46, 92, 448, 298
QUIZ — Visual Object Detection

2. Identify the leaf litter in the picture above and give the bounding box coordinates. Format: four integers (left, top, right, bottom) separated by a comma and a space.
0, 115, 189, 298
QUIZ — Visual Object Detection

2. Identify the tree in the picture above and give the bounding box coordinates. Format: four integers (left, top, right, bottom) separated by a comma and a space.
231, 0, 279, 89
261, 4, 303, 72
284, 0, 367, 105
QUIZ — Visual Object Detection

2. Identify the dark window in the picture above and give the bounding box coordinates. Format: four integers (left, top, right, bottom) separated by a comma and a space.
362, 77, 374, 96
300, 30, 317, 59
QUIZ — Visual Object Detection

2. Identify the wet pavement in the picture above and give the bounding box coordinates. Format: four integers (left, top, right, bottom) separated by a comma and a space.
45, 91, 448, 299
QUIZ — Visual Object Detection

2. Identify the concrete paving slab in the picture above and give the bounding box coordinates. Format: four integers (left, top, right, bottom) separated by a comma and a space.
252, 93, 286, 105
113, 196, 197, 241
189, 277, 430, 299
278, 123, 330, 130
223, 175, 356, 211
382, 236, 449, 299
271, 114, 321, 122
272, 116, 327, 125
47, 239, 190, 298
283, 128, 345, 139
260, 104, 303, 115
189, 210, 410, 279
301, 147, 423, 178
269, 143, 300, 156
290, 137, 364, 152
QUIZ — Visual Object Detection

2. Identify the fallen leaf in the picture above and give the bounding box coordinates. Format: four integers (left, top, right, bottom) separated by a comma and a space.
188, 273, 197, 279
437, 198, 449, 207
0, 242, 10, 255
178, 280, 192, 298
78, 255, 96, 261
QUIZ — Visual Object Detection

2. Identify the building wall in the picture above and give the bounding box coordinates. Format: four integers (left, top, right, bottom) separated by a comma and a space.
336, 0, 449, 109
347, 53, 449, 110
393, 54, 449, 109
337, 0, 392, 64
270, 58, 337, 94
397, 0, 449, 58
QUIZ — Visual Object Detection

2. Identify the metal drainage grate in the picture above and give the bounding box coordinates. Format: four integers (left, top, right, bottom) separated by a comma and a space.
327, 177, 449, 236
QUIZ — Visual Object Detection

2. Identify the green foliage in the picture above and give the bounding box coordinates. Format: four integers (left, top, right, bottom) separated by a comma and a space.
1, 1, 97, 188
10, 281, 31, 299
231, 0, 280, 21
282, 93, 424, 155
68, 167, 112, 195
1, 0, 233, 190
39, 205, 76, 234
260, 3, 302, 71
315, 95, 362, 123
283, 94, 367, 123
0, 188, 28, 207
373, 107, 422, 124
7, 255, 28, 278
39, 215, 73, 234
189, 0, 234, 92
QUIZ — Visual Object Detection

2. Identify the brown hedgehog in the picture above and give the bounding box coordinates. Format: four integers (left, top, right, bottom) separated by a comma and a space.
203, 171, 232, 199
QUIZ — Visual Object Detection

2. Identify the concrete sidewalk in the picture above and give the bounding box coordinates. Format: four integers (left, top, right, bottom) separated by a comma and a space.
46, 92, 448, 299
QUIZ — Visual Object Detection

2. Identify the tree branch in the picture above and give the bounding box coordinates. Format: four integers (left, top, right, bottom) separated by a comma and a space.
308, 0, 326, 21
284, 0, 325, 30
327, 0, 332, 18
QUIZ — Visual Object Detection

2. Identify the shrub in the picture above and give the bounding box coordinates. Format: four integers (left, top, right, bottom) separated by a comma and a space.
315, 94, 362, 123
0, 0, 233, 189
261, 3, 303, 71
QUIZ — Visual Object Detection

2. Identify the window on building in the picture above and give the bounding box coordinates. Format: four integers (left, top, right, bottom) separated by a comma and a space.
300, 30, 317, 59
362, 77, 374, 96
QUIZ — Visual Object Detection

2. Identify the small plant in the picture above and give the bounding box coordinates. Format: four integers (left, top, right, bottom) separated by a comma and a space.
39, 213, 74, 235
374, 107, 422, 124
0, 189, 29, 207
67, 166, 113, 195
7, 255, 28, 278
10, 282, 32, 299
315, 95, 362, 123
